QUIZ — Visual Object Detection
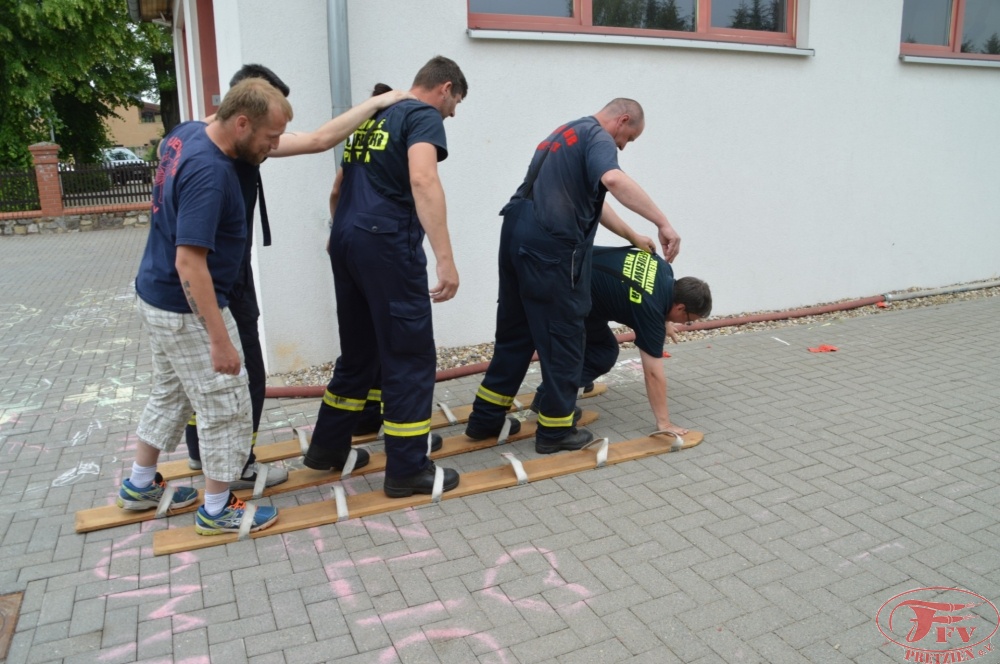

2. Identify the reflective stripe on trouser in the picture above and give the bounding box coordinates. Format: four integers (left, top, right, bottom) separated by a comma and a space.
468, 200, 594, 440
308, 156, 435, 478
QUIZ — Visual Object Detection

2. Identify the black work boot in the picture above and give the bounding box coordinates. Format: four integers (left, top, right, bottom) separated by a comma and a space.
303, 445, 371, 472
582, 382, 595, 394
535, 428, 594, 455
464, 416, 522, 441
429, 433, 443, 452
383, 462, 459, 498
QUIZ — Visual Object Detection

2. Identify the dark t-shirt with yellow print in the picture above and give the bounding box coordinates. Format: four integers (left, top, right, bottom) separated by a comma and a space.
589, 246, 674, 357
341, 99, 448, 208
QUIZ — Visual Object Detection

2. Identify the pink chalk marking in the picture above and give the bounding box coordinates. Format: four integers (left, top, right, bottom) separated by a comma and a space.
357, 601, 447, 627
377, 629, 513, 664
172, 613, 208, 633
139, 627, 172, 648
387, 549, 443, 566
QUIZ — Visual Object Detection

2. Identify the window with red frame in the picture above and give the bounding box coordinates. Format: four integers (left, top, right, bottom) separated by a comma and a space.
901, 0, 1000, 59
468, 0, 796, 47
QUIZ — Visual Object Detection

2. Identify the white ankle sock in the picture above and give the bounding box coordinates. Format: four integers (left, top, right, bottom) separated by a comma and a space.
204, 491, 230, 516
130, 463, 157, 488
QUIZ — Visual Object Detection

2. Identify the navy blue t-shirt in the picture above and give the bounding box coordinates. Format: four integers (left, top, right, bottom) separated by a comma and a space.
505, 116, 620, 243
590, 247, 674, 357
341, 99, 447, 207
136, 121, 246, 313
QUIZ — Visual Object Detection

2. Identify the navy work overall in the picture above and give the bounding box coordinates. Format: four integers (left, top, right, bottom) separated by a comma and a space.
469, 119, 603, 442
310, 109, 435, 479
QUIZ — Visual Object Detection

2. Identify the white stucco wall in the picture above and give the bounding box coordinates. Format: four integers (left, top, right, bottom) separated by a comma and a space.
215, 0, 1000, 373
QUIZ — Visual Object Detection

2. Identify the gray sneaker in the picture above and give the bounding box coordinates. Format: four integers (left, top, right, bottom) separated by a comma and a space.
188, 459, 202, 471
230, 462, 289, 490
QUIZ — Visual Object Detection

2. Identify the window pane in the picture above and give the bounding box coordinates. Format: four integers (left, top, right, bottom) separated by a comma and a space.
593, 0, 696, 31
900, 0, 953, 46
470, 0, 573, 17
712, 0, 787, 31
961, 0, 1000, 53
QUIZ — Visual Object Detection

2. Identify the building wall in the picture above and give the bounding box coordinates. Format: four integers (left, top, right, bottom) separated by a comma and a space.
105, 105, 162, 155
216, 0, 1000, 373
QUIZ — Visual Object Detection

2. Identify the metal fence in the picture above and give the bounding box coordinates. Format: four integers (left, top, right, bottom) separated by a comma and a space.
60, 161, 158, 208
0, 168, 41, 213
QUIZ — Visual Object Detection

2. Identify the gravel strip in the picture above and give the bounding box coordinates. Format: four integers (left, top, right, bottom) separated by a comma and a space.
270, 281, 1000, 387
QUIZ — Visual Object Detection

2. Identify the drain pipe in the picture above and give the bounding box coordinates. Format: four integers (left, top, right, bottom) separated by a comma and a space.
327, 0, 352, 167
267, 278, 1000, 397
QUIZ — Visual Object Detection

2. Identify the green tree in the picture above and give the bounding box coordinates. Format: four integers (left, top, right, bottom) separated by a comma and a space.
0, 0, 159, 168
730, 0, 780, 31
983, 32, 1000, 55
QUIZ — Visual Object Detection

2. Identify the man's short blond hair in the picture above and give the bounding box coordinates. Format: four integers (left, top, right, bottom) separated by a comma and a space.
217, 77, 293, 125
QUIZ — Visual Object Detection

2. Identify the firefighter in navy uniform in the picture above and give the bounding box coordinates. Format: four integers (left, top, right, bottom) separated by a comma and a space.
303, 56, 468, 498
465, 99, 682, 453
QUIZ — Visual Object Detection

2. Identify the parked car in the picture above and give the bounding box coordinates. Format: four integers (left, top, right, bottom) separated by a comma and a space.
102, 147, 151, 184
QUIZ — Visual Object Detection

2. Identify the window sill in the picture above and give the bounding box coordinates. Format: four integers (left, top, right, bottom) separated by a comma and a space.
468, 29, 814, 57
900, 54, 1000, 69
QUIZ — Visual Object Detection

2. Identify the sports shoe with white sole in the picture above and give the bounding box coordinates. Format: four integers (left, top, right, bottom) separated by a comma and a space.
229, 462, 289, 490
116, 472, 199, 511
194, 493, 278, 535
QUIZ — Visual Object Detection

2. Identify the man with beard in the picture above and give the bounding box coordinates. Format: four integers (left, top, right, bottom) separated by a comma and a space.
115, 78, 291, 535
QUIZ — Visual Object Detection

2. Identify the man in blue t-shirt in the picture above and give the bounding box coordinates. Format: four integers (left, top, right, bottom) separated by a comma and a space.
182, 65, 410, 491
536, 246, 712, 436
118, 79, 292, 536
466, 99, 683, 454
302, 56, 467, 499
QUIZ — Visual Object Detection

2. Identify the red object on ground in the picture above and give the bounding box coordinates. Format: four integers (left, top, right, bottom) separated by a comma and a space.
877, 302, 889, 308
808, 344, 839, 353
662, 351, 671, 358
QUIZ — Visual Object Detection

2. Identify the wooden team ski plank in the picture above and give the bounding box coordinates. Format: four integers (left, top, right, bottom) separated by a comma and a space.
75, 411, 600, 534
152, 429, 702, 556
156, 382, 609, 481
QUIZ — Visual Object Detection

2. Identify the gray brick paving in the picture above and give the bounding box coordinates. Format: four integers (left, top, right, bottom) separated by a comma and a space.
2, 229, 1000, 662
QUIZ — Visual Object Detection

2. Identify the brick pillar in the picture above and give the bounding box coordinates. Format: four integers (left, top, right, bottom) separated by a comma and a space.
28, 142, 63, 217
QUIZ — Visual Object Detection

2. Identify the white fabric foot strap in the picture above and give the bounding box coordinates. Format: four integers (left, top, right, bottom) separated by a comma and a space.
295, 427, 309, 456
376, 425, 384, 441
237, 503, 257, 541
333, 484, 349, 520
650, 430, 685, 452
426, 433, 434, 456
583, 437, 610, 468
340, 448, 359, 480
512, 398, 524, 412
430, 465, 445, 503
437, 402, 459, 425
497, 417, 513, 445
155, 485, 177, 518
501, 452, 529, 485
251, 465, 269, 499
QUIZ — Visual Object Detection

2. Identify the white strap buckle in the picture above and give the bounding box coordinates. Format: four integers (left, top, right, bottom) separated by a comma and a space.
333, 484, 349, 520
237, 503, 257, 540
154, 485, 177, 518
251, 464, 269, 499
650, 429, 685, 452
437, 402, 458, 425
501, 452, 529, 485
295, 427, 309, 456
340, 448, 359, 480
497, 417, 513, 445
583, 437, 610, 467
430, 465, 445, 503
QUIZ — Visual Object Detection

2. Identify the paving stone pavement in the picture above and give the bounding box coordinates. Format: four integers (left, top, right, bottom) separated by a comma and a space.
1, 228, 998, 664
